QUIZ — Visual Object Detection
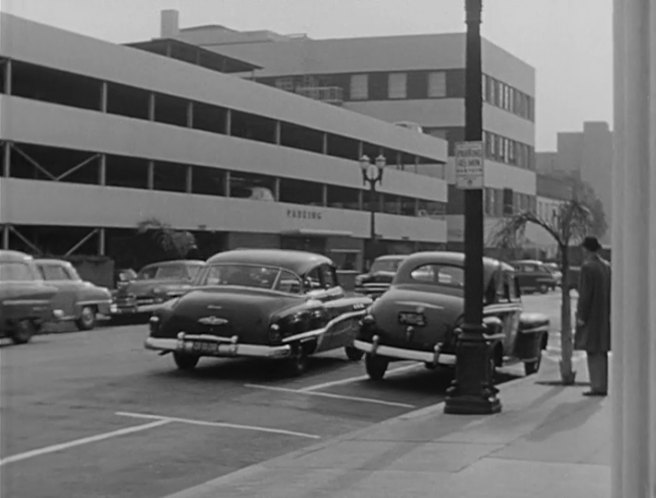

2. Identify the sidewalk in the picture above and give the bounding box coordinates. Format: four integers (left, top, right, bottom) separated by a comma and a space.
166, 356, 611, 498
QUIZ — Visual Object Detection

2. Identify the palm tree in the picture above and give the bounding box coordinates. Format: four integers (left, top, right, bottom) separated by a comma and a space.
489, 200, 595, 384
136, 218, 197, 260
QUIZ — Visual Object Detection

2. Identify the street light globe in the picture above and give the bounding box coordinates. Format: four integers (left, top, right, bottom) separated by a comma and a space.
359, 155, 371, 174
375, 154, 386, 170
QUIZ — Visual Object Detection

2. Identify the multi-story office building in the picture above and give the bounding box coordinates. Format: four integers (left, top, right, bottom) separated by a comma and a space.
164, 10, 537, 250
0, 13, 448, 273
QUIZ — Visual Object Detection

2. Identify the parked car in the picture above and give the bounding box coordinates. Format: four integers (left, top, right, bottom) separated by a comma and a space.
353, 251, 550, 380
145, 249, 373, 375
543, 262, 563, 286
34, 258, 112, 330
509, 259, 559, 294
111, 260, 205, 315
0, 250, 59, 343
354, 255, 408, 299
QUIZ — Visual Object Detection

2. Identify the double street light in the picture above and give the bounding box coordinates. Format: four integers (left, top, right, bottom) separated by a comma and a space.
359, 154, 386, 268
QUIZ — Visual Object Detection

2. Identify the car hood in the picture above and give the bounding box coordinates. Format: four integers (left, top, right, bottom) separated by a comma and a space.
367, 285, 463, 351
122, 279, 191, 296
154, 286, 304, 343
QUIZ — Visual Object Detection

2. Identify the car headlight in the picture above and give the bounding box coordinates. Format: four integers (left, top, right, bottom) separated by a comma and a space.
149, 315, 160, 335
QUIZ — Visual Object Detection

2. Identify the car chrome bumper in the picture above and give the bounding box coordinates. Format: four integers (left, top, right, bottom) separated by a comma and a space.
144, 335, 292, 359
353, 337, 456, 366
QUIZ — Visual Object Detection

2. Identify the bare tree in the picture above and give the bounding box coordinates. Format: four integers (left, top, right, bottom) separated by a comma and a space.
489, 200, 594, 385
136, 218, 196, 259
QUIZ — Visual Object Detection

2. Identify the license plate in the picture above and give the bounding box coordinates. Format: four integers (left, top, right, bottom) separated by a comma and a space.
398, 312, 426, 327
189, 341, 220, 355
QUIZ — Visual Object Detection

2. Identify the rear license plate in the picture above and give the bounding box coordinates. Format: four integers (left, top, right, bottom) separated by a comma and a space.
188, 341, 220, 355
398, 312, 426, 327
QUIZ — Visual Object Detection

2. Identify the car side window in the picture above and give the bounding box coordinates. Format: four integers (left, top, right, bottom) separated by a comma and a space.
304, 267, 323, 290
319, 264, 338, 289
40, 264, 69, 281
274, 270, 303, 294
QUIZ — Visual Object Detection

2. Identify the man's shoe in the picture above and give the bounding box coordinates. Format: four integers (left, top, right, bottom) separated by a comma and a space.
583, 390, 607, 397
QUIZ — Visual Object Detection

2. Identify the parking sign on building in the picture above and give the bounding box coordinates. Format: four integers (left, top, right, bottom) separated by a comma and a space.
455, 141, 484, 190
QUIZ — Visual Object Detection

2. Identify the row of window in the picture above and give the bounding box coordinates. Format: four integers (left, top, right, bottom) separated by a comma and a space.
3, 141, 447, 218
0, 59, 445, 178
263, 70, 534, 122
484, 188, 537, 217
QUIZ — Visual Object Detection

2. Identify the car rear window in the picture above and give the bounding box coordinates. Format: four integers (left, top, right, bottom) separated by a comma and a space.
409, 264, 464, 288
0, 262, 35, 281
370, 259, 403, 273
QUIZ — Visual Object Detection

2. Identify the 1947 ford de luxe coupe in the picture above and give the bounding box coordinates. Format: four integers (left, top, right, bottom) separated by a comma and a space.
145, 249, 373, 375
353, 252, 550, 380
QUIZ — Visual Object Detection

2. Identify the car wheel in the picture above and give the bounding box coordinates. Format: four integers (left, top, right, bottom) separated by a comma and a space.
76, 306, 97, 331
524, 352, 542, 376
11, 319, 35, 344
173, 352, 200, 371
365, 354, 389, 381
344, 345, 364, 361
538, 284, 548, 294
286, 347, 309, 376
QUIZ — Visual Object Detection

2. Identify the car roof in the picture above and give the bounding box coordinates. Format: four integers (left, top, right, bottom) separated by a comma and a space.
206, 249, 333, 275
395, 251, 512, 282
0, 250, 35, 263
510, 259, 544, 265
34, 258, 73, 266
374, 254, 408, 261
141, 260, 205, 269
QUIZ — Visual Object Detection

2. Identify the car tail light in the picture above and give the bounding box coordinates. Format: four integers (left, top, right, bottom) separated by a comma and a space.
149, 315, 160, 335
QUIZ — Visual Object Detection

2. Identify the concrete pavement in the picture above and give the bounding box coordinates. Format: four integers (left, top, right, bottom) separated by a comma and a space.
166, 355, 611, 498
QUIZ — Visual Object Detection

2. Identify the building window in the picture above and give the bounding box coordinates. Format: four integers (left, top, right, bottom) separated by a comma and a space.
350, 74, 368, 100
388, 72, 407, 99
427, 71, 447, 98
275, 77, 294, 91
326, 185, 360, 210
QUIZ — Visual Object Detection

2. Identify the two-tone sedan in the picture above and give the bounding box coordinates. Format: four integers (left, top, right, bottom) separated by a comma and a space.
145, 249, 373, 375
354, 251, 550, 380
0, 250, 58, 344
354, 254, 408, 299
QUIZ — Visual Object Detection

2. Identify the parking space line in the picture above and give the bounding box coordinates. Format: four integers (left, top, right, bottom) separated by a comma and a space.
299, 364, 421, 392
116, 411, 320, 439
0, 419, 170, 466
245, 384, 415, 408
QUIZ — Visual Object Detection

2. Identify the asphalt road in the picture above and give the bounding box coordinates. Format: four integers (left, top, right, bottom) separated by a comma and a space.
0, 292, 565, 498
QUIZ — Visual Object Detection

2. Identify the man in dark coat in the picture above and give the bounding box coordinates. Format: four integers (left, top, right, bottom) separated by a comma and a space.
575, 236, 611, 396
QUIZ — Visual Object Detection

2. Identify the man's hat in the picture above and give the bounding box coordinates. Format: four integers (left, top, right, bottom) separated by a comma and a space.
581, 236, 602, 252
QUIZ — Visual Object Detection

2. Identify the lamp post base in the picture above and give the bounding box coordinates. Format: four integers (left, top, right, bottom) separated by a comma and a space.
444, 324, 501, 415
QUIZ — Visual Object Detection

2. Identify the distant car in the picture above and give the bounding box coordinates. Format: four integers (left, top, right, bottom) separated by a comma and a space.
543, 262, 563, 287
354, 251, 550, 379
34, 259, 112, 330
145, 249, 373, 375
354, 255, 408, 299
509, 260, 559, 294
111, 260, 205, 315
0, 250, 58, 343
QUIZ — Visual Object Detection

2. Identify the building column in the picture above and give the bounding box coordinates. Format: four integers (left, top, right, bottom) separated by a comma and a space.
147, 161, 154, 189
225, 171, 231, 197
148, 93, 156, 121
98, 228, 105, 256
273, 178, 280, 202
322, 132, 328, 154
321, 184, 328, 207
4, 59, 12, 95
2, 142, 10, 177
98, 154, 106, 185
274, 121, 281, 145
612, 0, 656, 496
2, 225, 9, 249
225, 109, 232, 136
185, 165, 192, 193
100, 81, 108, 112
186, 101, 194, 128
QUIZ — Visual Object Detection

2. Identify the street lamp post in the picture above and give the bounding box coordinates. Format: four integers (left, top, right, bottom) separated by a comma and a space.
444, 0, 501, 414
360, 154, 386, 268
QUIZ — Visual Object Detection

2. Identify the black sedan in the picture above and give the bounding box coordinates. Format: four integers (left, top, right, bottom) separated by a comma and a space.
354, 251, 550, 380
145, 249, 373, 375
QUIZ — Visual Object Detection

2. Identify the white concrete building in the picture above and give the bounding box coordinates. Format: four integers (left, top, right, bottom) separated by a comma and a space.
0, 13, 448, 272
165, 13, 537, 251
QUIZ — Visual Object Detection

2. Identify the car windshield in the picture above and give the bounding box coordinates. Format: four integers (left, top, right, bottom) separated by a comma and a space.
0, 262, 36, 282
370, 259, 403, 273
196, 264, 303, 294
137, 264, 188, 281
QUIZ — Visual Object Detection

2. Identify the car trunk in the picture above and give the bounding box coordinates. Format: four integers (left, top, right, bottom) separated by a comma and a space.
370, 286, 461, 352
157, 287, 303, 345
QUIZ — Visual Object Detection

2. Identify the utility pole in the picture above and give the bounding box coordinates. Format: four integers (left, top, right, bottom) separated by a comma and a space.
444, 0, 501, 415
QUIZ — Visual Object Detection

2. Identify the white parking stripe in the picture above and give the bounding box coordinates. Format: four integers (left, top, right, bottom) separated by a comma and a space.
299, 363, 421, 392
245, 384, 415, 408
116, 412, 320, 439
0, 420, 170, 466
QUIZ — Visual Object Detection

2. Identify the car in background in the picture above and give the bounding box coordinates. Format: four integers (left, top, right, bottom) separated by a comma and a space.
354, 251, 550, 380
0, 250, 58, 343
509, 259, 559, 294
145, 249, 373, 375
354, 254, 408, 299
543, 262, 563, 287
34, 259, 112, 330
111, 260, 205, 315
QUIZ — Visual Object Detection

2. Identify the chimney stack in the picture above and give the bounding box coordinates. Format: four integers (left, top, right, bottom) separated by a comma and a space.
161, 10, 179, 38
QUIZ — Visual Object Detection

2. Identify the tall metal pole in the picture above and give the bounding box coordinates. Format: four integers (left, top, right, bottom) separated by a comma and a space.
369, 180, 376, 260
444, 0, 501, 415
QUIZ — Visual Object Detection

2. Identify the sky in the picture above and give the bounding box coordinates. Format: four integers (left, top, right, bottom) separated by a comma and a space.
2, 0, 613, 151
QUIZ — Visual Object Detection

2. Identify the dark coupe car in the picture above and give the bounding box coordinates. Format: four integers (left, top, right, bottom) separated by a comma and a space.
145, 249, 373, 375
0, 250, 58, 344
354, 254, 408, 299
111, 260, 205, 315
354, 251, 550, 380
510, 259, 559, 294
